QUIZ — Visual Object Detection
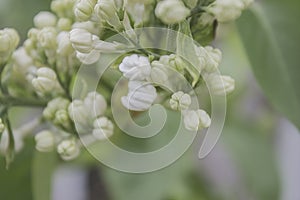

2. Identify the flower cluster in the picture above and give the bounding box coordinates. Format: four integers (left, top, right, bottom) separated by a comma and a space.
0, 0, 252, 164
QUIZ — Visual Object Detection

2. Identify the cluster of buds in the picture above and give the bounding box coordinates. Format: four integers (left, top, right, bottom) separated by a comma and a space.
0, 0, 253, 164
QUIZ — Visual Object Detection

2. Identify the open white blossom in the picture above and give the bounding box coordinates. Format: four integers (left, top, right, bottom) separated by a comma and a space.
57, 139, 80, 161
35, 130, 56, 152
33, 11, 57, 29
170, 91, 191, 111
183, 109, 211, 131
121, 81, 157, 111
92, 117, 114, 140
119, 54, 151, 81
155, 0, 190, 24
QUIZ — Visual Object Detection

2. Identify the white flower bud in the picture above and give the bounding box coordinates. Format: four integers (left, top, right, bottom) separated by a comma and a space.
207, 0, 244, 23
38, 27, 57, 49
84, 92, 107, 118
57, 139, 80, 161
206, 74, 235, 95
149, 61, 169, 84
57, 18, 72, 31
0, 119, 5, 133
119, 54, 151, 81
43, 97, 70, 120
68, 100, 92, 131
35, 130, 55, 152
70, 28, 98, 54
0, 28, 20, 63
121, 81, 157, 111
76, 50, 101, 65
12, 47, 33, 70
94, 0, 122, 29
74, 0, 97, 21
155, 0, 190, 24
33, 11, 57, 28
72, 21, 99, 35
92, 117, 114, 140
57, 31, 74, 56
159, 54, 185, 73
51, 0, 76, 18
183, 109, 211, 131
32, 67, 60, 94
204, 46, 222, 72
169, 91, 191, 111
54, 109, 71, 129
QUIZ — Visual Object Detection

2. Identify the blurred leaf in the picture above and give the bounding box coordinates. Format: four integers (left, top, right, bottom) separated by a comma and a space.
236, 1, 300, 130
32, 151, 57, 200
0, 139, 34, 200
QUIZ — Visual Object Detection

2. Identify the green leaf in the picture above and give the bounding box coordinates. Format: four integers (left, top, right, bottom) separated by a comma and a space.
236, 1, 300, 130
32, 151, 57, 200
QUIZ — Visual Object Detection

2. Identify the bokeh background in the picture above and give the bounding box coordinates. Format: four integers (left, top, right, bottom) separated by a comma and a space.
1, 0, 300, 200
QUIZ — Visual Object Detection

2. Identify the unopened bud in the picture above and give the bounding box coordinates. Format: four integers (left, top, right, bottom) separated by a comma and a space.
35, 130, 55, 152
170, 91, 191, 111
33, 11, 57, 28
92, 117, 114, 140
57, 138, 80, 161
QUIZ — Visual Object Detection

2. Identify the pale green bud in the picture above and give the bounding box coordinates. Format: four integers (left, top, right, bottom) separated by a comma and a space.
183, 109, 211, 131
159, 54, 185, 73
38, 27, 57, 49
34, 11, 57, 29
57, 138, 80, 161
53, 109, 72, 129
35, 130, 55, 152
0, 28, 20, 63
57, 18, 72, 31
92, 117, 114, 140
43, 97, 70, 120
0, 119, 5, 133
206, 74, 235, 95
51, 0, 76, 19
155, 0, 190, 24
74, 0, 97, 21
169, 91, 191, 111
32, 67, 60, 94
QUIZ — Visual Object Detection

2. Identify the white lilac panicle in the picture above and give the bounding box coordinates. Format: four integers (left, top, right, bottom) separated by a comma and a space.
57, 138, 80, 161
31, 67, 62, 95
206, 74, 235, 95
33, 11, 57, 29
155, 0, 190, 24
183, 109, 211, 131
92, 117, 114, 140
121, 81, 157, 111
35, 130, 56, 152
119, 54, 151, 81
169, 91, 192, 111
0, 28, 20, 64
207, 0, 245, 23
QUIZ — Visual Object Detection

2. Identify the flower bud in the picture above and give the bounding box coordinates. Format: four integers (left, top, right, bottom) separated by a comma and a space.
159, 54, 185, 73
76, 50, 101, 65
43, 97, 70, 120
12, 47, 33, 70
57, 18, 72, 31
94, 0, 122, 29
33, 11, 57, 28
206, 74, 235, 95
68, 100, 92, 128
149, 61, 169, 84
0, 119, 5, 133
38, 27, 57, 49
84, 92, 107, 118
75, 0, 97, 21
57, 138, 80, 161
169, 91, 191, 111
204, 46, 222, 72
121, 81, 157, 111
51, 0, 76, 19
92, 117, 114, 140
70, 28, 97, 53
32, 67, 60, 94
155, 0, 190, 24
35, 130, 55, 152
183, 109, 211, 131
207, 0, 244, 23
0, 28, 20, 63
119, 54, 151, 81
57, 31, 74, 56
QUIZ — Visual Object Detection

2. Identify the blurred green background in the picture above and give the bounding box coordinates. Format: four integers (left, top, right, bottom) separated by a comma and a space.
1, 0, 300, 200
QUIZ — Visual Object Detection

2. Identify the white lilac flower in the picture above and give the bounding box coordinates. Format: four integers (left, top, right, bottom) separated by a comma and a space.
121, 81, 157, 111
92, 117, 114, 140
12, 47, 33, 70
149, 61, 169, 85
69, 28, 97, 54
155, 0, 191, 24
34, 130, 56, 152
84, 92, 107, 118
33, 11, 57, 29
169, 91, 192, 111
43, 97, 70, 120
57, 138, 80, 161
38, 27, 57, 49
206, 74, 235, 95
57, 18, 72, 31
206, 0, 245, 23
68, 100, 91, 126
204, 46, 222, 73
94, 0, 122, 29
32, 67, 61, 94
0, 119, 5, 133
0, 28, 20, 64
74, 0, 97, 21
183, 109, 211, 131
159, 54, 185, 73
119, 54, 151, 81
57, 31, 74, 56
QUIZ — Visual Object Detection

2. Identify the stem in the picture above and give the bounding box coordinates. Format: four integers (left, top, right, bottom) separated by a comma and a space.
53, 63, 72, 100
0, 96, 47, 107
